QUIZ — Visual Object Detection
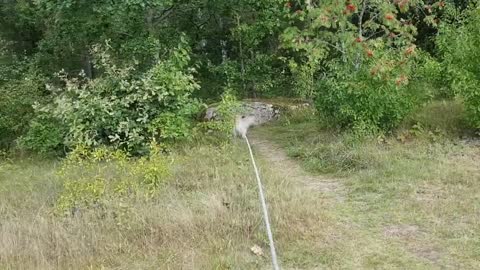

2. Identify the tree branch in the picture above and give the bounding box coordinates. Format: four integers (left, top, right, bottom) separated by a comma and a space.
355, 0, 368, 70
358, 0, 368, 38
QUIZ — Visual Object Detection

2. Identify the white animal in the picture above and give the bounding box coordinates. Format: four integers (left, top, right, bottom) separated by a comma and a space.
233, 115, 256, 138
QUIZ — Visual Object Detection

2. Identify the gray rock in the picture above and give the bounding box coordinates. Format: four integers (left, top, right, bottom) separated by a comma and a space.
202, 100, 311, 125
240, 102, 280, 125
203, 101, 281, 124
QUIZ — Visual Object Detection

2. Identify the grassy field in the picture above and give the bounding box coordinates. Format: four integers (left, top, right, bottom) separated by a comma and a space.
1, 101, 479, 269
254, 101, 480, 269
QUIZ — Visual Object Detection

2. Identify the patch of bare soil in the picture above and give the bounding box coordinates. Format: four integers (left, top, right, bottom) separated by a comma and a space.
384, 224, 443, 264
383, 224, 421, 238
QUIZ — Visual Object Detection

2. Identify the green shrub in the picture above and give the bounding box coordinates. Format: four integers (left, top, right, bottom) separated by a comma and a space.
18, 116, 67, 155
42, 39, 202, 154
56, 177, 107, 216
315, 47, 422, 134
131, 142, 170, 192
280, 1, 431, 133
196, 90, 241, 140
288, 59, 316, 100
437, 6, 480, 129
414, 54, 452, 100
0, 63, 46, 148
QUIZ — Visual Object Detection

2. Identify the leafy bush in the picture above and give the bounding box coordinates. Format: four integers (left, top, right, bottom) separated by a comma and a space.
288, 59, 316, 100
437, 6, 480, 129
196, 90, 241, 140
0, 61, 46, 148
280, 0, 435, 133
18, 115, 67, 155
316, 46, 422, 133
43, 39, 202, 154
414, 54, 451, 99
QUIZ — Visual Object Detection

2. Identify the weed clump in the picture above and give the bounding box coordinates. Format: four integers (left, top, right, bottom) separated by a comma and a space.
55, 142, 170, 216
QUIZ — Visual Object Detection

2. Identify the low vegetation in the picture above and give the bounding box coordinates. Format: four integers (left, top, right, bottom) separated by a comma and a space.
0, 138, 346, 269
2, 102, 479, 269
254, 103, 480, 268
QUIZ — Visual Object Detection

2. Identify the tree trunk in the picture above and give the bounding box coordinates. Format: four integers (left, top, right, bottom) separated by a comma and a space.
84, 51, 93, 79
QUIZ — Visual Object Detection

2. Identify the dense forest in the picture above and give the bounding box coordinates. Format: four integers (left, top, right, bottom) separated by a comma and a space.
1, 0, 478, 155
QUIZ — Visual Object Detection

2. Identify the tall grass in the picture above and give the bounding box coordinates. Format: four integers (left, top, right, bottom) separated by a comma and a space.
253, 101, 480, 268
1, 101, 479, 269
0, 142, 346, 269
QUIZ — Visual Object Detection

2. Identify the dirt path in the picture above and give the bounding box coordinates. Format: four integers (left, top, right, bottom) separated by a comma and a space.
249, 135, 345, 201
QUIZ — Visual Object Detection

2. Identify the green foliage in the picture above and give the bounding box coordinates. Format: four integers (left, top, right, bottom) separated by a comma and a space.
56, 177, 107, 216
316, 80, 416, 134
316, 45, 422, 134
30, 0, 180, 75
0, 0, 476, 151
42, 40, 201, 154
0, 1, 42, 56
55, 143, 170, 216
242, 54, 286, 97
414, 54, 451, 99
149, 112, 192, 142
281, 0, 436, 133
206, 54, 289, 98
197, 90, 241, 140
287, 59, 316, 99
132, 141, 170, 192
228, 1, 289, 97
18, 116, 67, 155
437, 5, 480, 129
0, 62, 46, 148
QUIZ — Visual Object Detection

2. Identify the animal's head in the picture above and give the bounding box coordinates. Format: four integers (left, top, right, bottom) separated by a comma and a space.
235, 115, 243, 122
235, 114, 256, 125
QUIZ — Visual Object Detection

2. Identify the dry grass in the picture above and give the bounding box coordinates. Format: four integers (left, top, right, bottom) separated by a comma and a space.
0, 142, 346, 269
253, 102, 480, 269
1, 101, 479, 269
